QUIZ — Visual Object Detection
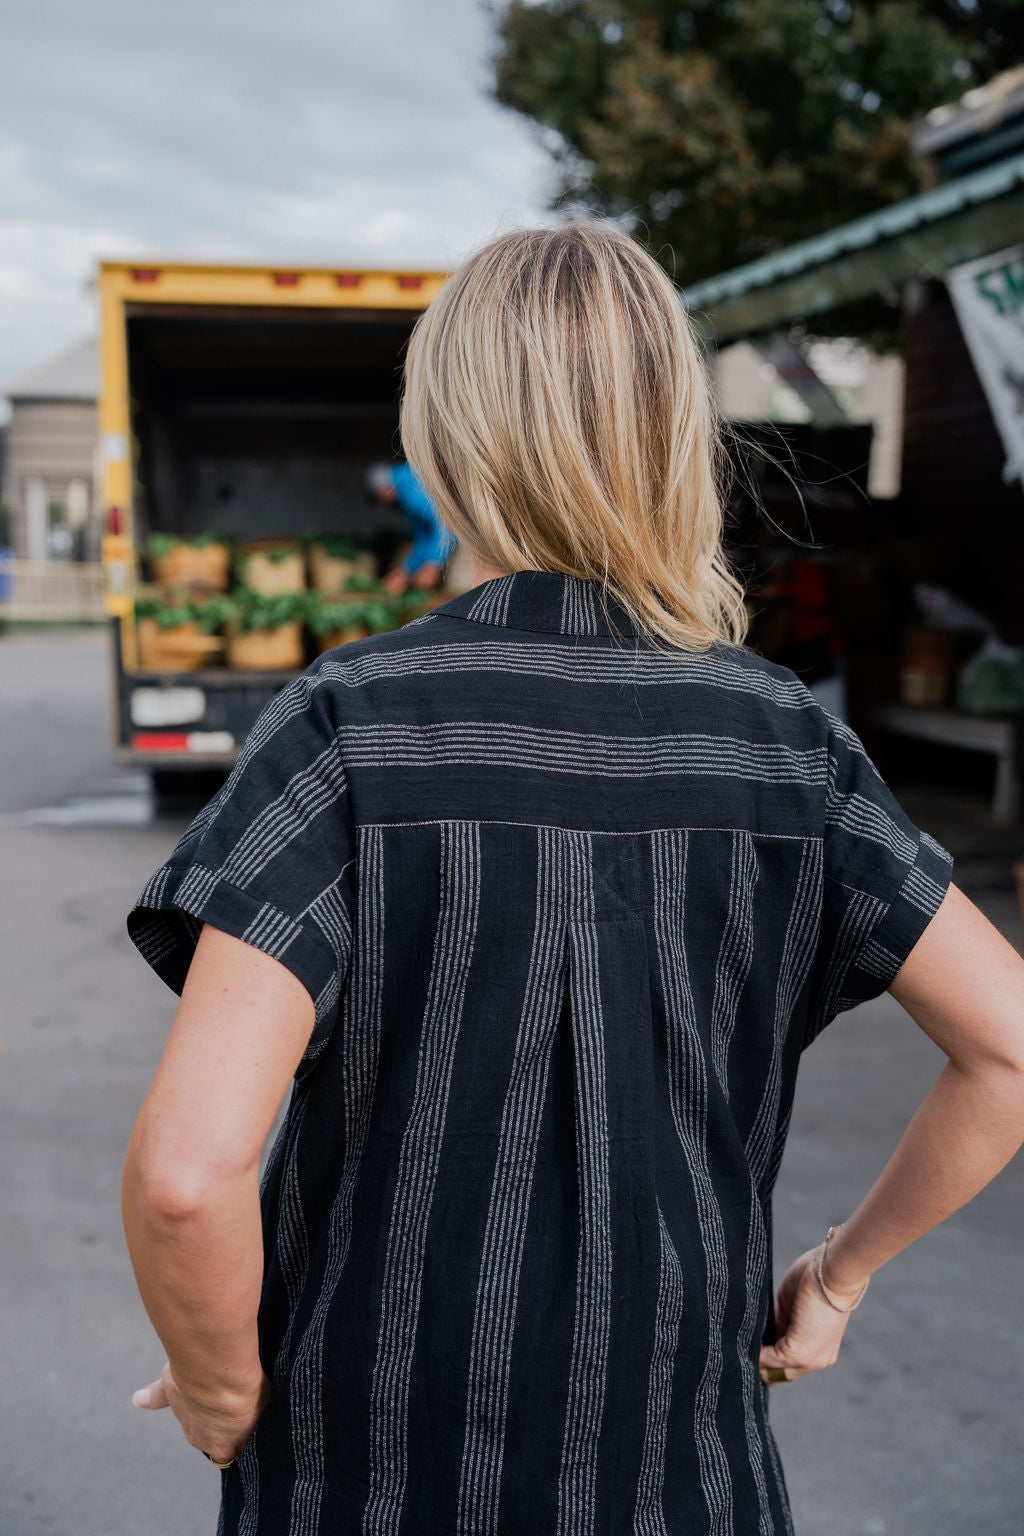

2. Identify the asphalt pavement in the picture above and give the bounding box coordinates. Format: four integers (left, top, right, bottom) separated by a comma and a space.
1, 627, 1022, 1536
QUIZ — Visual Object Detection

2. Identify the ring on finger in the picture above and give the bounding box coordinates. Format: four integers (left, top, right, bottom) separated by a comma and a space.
764, 1365, 791, 1385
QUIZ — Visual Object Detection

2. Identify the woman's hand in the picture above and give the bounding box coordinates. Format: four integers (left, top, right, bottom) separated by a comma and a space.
133, 1360, 271, 1464
758, 1244, 865, 1385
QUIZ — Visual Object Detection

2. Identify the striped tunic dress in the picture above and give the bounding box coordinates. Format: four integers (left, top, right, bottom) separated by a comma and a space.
127, 569, 953, 1536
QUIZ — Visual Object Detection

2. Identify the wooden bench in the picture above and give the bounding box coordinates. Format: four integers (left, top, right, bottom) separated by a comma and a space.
869, 703, 1021, 826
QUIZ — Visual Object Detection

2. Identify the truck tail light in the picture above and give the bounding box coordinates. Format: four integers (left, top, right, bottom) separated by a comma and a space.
132, 268, 160, 283
273, 272, 300, 287
107, 506, 123, 535
336, 273, 362, 288
131, 733, 191, 752
398, 274, 423, 290
131, 731, 235, 754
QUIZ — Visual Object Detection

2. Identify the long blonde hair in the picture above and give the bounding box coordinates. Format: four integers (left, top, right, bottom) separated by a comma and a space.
400, 221, 749, 652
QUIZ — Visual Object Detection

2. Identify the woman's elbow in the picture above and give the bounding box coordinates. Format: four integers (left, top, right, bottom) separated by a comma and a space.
122, 1131, 254, 1229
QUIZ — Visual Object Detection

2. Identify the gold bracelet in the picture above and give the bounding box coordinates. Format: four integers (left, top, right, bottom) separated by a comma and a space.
814, 1223, 870, 1313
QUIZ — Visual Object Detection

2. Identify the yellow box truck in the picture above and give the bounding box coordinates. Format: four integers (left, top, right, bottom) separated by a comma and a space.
97, 258, 448, 770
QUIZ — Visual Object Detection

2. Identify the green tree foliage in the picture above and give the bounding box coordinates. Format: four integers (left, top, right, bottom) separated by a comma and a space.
492, 0, 1023, 284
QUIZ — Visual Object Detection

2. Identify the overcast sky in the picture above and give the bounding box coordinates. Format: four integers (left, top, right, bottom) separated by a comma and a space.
0, 0, 555, 401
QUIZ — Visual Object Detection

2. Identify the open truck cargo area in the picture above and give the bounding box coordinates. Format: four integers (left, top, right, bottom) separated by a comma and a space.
97, 261, 448, 768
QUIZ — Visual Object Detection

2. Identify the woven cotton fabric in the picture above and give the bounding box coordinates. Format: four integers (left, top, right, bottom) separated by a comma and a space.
128, 570, 954, 1536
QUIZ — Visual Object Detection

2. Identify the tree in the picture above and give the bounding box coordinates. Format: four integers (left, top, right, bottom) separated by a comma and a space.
492, 0, 1024, 287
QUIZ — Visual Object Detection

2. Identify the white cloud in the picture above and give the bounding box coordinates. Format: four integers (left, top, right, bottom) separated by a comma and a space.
0, 0, 556, 394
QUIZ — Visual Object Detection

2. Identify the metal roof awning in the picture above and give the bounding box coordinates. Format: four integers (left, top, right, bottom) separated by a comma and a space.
681, 149, 1024, 345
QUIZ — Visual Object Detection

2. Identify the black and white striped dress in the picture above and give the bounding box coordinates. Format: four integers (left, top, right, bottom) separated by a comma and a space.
128, 570, 953, 1536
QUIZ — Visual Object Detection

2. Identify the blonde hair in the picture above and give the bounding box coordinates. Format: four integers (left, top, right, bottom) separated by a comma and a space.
400, 221, 749, 652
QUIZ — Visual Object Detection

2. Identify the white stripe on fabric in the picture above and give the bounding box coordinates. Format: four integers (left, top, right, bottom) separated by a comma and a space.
824, 754, 918, 862
363, 821, 483, 1536
241, 902, 302, 957
316, 639, 824, 709
467, 575, 516, 625
758, 1393, 796, 1536
733, 1187, 777, 1536
744, 840, 823, 1194
560, 576, 601, 637
268, 1086, 314, 1388
709, 831, 759, 1098
176, 863, 220, 910
217, 744, 349, 889
169, 669, 338, 868
818, 705, 887, 776
457, 825, 569, 1535
903, 864, 947, 917
335, 723, 827, 785
633, 1202, 685, 1536
809, 886, 884, 1040
860, 936, 901, 981
130, 914, 178, 968
920, 829, 953, 867
366, 817, 816, 842
651, 828, 734, 1535
288, 825, 386, 1536
557, 833, 613, 1536
300, 860, 356, 970
137, 863, 174, 907
236, 1439, 260, 1536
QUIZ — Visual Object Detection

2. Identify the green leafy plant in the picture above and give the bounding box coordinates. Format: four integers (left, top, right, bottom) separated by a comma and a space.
228, 588, 308, 634
363, 599, 403, 634
305, 585, 405, 637
191, 592, 237, 633
237, 541, 304, 572
134, 587, 235, 633
305, 596, 370, 637
144, 532, 179, 560
145, 531, 229, 559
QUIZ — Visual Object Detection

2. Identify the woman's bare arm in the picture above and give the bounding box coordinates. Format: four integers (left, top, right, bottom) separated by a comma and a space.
820, 880, 1024, 1295
121, 921, 315, 1460
760, 881, 1024, 1384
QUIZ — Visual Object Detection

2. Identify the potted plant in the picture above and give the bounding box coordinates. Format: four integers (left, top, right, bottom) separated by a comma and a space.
134, 587, 233, 671
145, 531, 232, 590
224, 589, 307, 670
235, 538, 306, 596
307, 531, 378, 593
307, 595, 372, 652
306, 585, 404, 652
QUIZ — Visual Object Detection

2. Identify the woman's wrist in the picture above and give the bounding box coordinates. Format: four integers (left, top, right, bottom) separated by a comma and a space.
819, 1226, 873, 1300
171, 1358, 266, 1411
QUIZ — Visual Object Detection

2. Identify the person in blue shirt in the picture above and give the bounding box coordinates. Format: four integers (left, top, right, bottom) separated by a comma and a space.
364, 461, 455, 593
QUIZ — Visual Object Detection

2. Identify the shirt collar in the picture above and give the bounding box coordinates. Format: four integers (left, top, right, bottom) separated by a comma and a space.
430, 569, 643, 639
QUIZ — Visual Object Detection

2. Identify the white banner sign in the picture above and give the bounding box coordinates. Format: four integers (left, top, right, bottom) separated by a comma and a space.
946, 242, 1024, 491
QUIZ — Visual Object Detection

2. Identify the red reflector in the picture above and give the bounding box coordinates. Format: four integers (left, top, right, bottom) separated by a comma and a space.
398, 274, 423, 290
335, 272, 362, 288
131, 267, 159, 283
107, 505, 123, 535
273, 272, 300, 287
131, 733, 191, 752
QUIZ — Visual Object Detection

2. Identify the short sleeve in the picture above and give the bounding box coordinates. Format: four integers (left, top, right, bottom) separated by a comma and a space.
126, 663, 356, 1070
803, 709, 954, 1049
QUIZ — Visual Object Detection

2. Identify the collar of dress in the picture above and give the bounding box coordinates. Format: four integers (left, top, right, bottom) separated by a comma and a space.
430, 569, 643, 640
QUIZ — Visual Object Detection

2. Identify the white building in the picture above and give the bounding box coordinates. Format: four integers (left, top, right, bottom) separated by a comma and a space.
1, 338, 99, 560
